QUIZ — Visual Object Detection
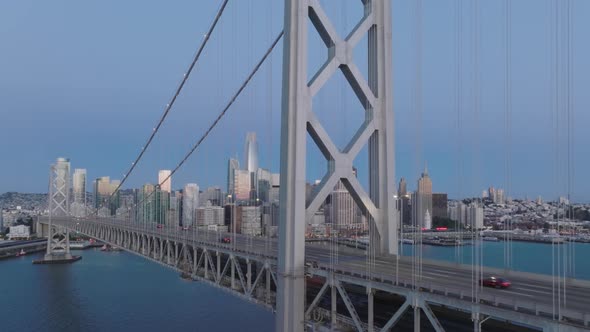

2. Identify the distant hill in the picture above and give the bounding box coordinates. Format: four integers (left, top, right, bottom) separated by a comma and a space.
0, 192, 47, 211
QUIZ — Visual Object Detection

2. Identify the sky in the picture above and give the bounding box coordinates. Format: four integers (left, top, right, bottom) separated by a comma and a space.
0, 0, 588, 202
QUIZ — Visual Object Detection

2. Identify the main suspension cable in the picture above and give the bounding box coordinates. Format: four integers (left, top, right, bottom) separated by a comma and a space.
130, 31, 285, 217
109, 0, 230, 200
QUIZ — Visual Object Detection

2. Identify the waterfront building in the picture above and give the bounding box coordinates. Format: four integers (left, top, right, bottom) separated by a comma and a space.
8, 225, 31, 240
432, 193, 448, 219
424, 210, 432, 230
412, 166, 433, 229
468, 203, 484, 229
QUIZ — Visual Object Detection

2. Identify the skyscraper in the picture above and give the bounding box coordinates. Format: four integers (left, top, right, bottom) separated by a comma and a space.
158, 170, 172, 193
432, 193, 448, 219
234, 169, 251, 202
72, 169, 86, 203
244, 132, 259, 173
412, 165, 433, 228
139, 183, 156, 223
227, 158, 240, 195
398, 177, 407, 197
424, 210, 432, 229
329, 181, 357, 229
71, 168, 87, 217
93, 176, 120, 214
182, 183, 199, 227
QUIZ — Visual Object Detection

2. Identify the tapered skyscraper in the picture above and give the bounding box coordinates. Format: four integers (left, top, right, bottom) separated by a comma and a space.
244, 132, 259, 173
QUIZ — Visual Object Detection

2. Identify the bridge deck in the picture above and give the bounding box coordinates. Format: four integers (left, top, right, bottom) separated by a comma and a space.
39, 217, 590, 331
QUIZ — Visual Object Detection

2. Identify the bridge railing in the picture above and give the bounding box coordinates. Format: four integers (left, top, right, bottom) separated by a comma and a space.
310, 263, 590, 328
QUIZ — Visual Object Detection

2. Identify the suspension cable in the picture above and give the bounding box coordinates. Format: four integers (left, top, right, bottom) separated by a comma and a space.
108, 0, 230, 200
130, 31, 285, 220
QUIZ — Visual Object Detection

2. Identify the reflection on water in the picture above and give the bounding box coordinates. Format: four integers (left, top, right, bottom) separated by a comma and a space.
0, 249, 274, 332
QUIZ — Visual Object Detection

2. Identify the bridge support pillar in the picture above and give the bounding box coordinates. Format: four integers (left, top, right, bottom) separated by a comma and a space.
331, 282, 337, 330
34, 159, 80, 264
217, 252, 221, 281
204, 250, 209, 280
278, 0, 396, 329
414, 306, 421, 332
265, 262, 271, 304
247, 259, 252, 292
231, 255, 236, 290
367, 287, 374, 332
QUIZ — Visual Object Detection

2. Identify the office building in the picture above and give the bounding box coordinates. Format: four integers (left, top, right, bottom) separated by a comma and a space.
158, 170, 172, 193
71, 168, 87, 217
432, 193, 448, 219
412, 166, 433, 229
467, 203, 484, 229
398, 177, 407, 197
227, 158, 240, 195
200, 187, 224, 206
93, 176, 120, 214
239, 206, 262, 236
182, 183, 199, 227
196, 201, 225, 226
234, 169, 251, 202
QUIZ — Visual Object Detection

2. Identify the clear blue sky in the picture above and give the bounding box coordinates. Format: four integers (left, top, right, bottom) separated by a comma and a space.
0, 0, 588, 202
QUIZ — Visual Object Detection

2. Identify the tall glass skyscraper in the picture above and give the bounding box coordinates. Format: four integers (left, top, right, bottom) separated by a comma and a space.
244, 132, 259, 173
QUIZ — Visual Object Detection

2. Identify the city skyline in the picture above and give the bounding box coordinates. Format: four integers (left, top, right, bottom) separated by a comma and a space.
1, 0, 589, 202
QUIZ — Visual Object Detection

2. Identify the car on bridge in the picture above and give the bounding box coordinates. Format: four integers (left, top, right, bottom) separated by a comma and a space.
481, 276, 511, 288
156, 224, 164, 229
220, 237, 231, 244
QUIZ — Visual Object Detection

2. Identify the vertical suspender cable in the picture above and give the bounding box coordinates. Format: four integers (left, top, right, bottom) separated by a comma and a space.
455, 0, 464, 266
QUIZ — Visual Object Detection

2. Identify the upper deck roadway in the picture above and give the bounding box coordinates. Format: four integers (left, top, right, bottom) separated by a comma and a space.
40, 216, 590, 331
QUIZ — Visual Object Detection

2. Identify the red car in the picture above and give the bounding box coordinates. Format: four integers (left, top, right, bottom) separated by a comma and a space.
156, 224, 164, 229
481, 276, 511, 288
220, 237, 231, 244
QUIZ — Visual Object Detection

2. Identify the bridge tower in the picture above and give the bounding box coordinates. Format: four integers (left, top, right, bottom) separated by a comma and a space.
277, 0, 397, 330
42, 157, 76, 262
